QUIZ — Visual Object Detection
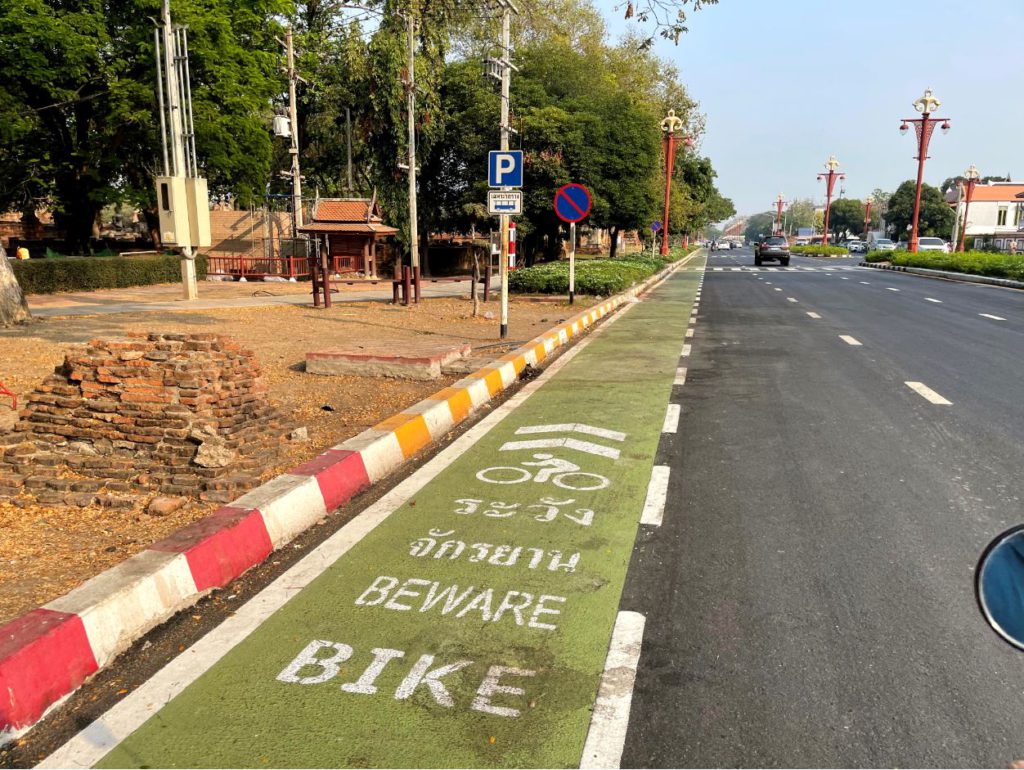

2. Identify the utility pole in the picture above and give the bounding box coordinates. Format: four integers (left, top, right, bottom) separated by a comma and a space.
285, 26, 303, 238
497, 0, 517, 338
157, 0, 198, 300
404, 9, 421, 303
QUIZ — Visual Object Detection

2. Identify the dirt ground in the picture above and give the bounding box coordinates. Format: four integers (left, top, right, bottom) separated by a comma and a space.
0, 294, 592, 623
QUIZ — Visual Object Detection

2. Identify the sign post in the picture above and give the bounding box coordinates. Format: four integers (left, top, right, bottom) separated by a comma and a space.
554, 183, 592, 305
489, 150, 524, 339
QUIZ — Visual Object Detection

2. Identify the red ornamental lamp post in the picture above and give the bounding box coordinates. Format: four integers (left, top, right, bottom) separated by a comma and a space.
774, 193, 786, 236
863, 196, 873, 241
957, 164, 980, 252
900, 87, 950, 253
817, 156, 845, 246
660, 109, 693, 256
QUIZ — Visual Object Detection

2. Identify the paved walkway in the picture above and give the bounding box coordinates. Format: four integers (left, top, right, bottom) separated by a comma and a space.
42, 258, 703, 768
26, 280, 474, 318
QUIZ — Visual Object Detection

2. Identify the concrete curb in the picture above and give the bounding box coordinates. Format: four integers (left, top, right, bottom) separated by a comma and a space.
859, 261, 1024, 290
0, 250, 702, 742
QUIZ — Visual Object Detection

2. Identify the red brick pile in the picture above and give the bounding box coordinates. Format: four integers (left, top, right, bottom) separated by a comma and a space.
0, 333, 293, 507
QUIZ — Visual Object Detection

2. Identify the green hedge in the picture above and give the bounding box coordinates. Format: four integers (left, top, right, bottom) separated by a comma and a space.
790, 245, 848, 256
875, 250, 1024, 281
509, 247, 695, 296
11, 254, 208, 294
864, 250, 893, 263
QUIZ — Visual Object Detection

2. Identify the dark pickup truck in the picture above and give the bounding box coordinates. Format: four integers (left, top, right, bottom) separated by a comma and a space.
755, 236, 790, 266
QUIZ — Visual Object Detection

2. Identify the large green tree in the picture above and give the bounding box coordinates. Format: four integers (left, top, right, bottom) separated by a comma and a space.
743, 212, 775, 243
827, 198, 865, 240
885, 180, 955, 240
0, 0, 288, 253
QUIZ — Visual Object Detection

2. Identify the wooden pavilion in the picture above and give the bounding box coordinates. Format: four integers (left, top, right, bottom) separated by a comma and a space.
298, 198, 398, 278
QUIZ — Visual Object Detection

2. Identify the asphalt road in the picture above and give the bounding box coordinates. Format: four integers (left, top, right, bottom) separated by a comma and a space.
620, 248, 1024, 767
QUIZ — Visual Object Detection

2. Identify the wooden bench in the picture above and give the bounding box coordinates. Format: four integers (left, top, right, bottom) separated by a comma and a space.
391, 264, 492, 305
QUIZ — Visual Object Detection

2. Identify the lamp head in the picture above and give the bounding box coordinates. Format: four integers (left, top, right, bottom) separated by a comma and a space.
965, 164, 980, 180
941, 120, 951, 134
899, 121, 909, 135
913, 87, 941, 114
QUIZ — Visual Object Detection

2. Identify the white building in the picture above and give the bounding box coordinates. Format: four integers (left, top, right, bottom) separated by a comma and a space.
949, 181, 1024, 251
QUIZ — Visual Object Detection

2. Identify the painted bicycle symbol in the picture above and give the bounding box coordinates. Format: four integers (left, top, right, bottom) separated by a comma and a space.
475, 453, 610, 491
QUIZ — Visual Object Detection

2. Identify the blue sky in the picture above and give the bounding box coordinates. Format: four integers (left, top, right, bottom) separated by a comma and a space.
600, 0, 1024, 218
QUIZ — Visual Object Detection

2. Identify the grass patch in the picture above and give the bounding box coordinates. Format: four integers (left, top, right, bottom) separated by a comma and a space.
509, 247, 695, 295
11, 253, 208, 294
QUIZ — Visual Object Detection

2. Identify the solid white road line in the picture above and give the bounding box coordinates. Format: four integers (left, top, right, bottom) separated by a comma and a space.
39, 280, 644, 770
787, 297, 798, 303
979, 313, 1007, 321
839, 335, 863, 346
905, 381, 952, 405
662, 403, 681, 434
640, 466, 671, 526
806, 312, 821, 319
580, 610, 647, 770
685, 327, 695, 338
924, 297, 942, 303
887, 287, 900, 292
674, 367, 687, 385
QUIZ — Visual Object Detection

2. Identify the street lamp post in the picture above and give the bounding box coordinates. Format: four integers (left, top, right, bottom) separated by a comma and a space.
957, 164, 981, 252
900, 87, 950, 253
774, 193, 785, 236
863, 196, 873, 241
660, 110, 692, 256
817, 156, 845, 246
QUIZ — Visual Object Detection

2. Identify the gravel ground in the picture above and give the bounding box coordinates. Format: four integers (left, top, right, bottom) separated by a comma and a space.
0, 294, 591, 623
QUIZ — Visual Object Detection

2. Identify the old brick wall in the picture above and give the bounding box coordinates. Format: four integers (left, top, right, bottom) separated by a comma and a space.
0, 333, 292, 507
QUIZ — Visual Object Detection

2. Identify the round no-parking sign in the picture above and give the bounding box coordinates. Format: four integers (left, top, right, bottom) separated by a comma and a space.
554, 183, 592, 224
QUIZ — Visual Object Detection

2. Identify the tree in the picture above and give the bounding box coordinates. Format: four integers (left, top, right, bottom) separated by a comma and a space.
743, 212, 774, 243
885, 181, 955, 240
784, 198, 815, 233
827, 198, 864, 240
0, 0, 288, 253
0, 257, 31, 327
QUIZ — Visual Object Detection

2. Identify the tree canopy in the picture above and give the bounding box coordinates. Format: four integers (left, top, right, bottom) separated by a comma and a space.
885, 181, 955, 240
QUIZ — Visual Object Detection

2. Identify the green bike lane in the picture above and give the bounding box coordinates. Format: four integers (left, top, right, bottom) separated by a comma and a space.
54, 257, 703, 769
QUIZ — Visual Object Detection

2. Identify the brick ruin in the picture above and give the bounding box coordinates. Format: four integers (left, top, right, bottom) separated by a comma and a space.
0, 333, 294, 508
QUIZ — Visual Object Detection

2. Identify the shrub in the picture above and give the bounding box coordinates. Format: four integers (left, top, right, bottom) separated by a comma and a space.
509, 247, 694, 295
864, 250, 891, 262
889, 250, 1024, 281
11, 254, 208, 294
789, 245, 848, 256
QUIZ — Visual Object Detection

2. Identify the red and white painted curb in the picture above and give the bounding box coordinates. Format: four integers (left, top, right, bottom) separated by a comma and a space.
0, 251, 702, 742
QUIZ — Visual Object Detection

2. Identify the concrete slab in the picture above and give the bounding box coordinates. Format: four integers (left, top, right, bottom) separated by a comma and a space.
306, 341, 471, 380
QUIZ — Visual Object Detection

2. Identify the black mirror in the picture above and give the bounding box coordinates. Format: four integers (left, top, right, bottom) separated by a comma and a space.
976, 525, 1024, 651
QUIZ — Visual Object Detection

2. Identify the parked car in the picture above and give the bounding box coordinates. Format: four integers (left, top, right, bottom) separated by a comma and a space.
845, 240, 867, 253
794, 237, 811, 246
895, 241, 909, 250
755, 236, 790, 266
917, 237, 951, 253
870, 238, 897, 252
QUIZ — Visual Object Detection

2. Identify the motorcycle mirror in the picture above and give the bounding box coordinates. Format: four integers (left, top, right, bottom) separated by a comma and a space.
976, 525, 1024, 651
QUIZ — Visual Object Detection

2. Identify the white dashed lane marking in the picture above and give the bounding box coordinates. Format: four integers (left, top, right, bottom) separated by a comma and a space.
924, 298, 942, 303
860, 281, 870, 285
840, 335, 863, 346
639, 466, 671, 527
674, 367, 687, 385
787, 297, 798, 303
905, 381, 952, 405
806, 312, 821, 319
661, 403, 681, 434
887, 287, 900, 292
580, 610, 646, 770
979, 313, 1007, 321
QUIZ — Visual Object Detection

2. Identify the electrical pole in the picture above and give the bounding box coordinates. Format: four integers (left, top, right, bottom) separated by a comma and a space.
498, 0, 515, 338
404, 9, 421, 303
285, 26, 303, 238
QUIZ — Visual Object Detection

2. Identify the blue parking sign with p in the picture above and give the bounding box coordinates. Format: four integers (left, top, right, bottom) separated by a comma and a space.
489, 150, 523, 188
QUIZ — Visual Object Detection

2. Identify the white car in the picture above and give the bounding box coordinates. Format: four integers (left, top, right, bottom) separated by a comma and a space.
917, 237, 950, 253
870, 238, 897, 252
